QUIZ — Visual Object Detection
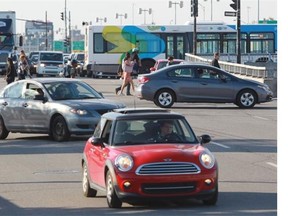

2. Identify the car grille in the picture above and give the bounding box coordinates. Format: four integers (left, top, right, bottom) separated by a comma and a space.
142, 182, 196, 194
136, 162, 200, 175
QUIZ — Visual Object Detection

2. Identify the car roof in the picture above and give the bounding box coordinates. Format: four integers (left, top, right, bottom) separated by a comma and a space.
102, 108, 185, 121
157, 59, 184, 62
17, 78, 82, 84
38, 51, 63, 54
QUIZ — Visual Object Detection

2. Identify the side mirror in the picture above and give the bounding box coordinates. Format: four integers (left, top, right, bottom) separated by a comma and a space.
150, 67, 156, 72
34, 95, 48, 103
199, 134, 211, 145
91, 137, 105, 147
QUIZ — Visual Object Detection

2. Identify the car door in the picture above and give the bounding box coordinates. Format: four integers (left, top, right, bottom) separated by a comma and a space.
0, 82, 26, 130
167, 66, 201, 101
195, 67, 236, 101
20, 82, 51, 132
88, 120, 112, 187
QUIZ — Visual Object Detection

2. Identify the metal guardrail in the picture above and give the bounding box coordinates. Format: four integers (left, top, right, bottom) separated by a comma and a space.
185, 53, 269, 78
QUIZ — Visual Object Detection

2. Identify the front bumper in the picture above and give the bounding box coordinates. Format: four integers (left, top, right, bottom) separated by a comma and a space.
113, 171, 218, 202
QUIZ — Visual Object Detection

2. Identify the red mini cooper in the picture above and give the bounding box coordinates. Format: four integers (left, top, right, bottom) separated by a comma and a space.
82, 108, 218, 208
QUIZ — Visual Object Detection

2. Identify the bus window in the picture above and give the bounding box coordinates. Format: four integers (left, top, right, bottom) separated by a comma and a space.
136, 33, 162, 53
176, 36, 184, 59
197, 33, 220, 54
93, 33, 104, 53
249, 32, 275, 53
167, 36, 174, 57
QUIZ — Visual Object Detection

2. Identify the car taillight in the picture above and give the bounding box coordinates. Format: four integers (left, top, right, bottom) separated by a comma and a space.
138, 76, 150, 84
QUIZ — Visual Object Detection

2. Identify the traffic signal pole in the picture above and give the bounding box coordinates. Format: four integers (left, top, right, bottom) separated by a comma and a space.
236, 0, 241, 64
230, 0, 241, 63
191, 0, 198, 55
64, 0, 68, 53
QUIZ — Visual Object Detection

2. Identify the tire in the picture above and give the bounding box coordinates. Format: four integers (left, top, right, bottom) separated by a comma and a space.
236, 89, 257, 108
106, 171, 122, 208
154, 89, 175, 108
0, 115, 9, 140
50, 116, 70, 142
82, 162, 97, 197
203, 184, 218, 205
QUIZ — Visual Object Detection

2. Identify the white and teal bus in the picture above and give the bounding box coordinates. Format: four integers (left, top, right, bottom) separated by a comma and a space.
83, 22, 277, 78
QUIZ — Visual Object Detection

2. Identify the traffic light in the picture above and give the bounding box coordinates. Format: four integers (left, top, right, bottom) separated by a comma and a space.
191, 0, 198, 17
230, 0, 237, 11
61, 12, 64, 20
64, 37, 70, 46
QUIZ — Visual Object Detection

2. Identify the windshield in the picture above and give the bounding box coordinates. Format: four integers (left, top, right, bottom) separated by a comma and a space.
112, 118, 198, 146
44, 81, 103, 100
76, 54, 84, 61
40, 53, 63, 61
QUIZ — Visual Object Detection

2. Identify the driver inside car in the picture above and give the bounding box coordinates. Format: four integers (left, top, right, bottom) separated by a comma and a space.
157, 120, 181, 142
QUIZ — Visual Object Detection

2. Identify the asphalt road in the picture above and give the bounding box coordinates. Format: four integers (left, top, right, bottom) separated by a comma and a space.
0, 77, 277, 216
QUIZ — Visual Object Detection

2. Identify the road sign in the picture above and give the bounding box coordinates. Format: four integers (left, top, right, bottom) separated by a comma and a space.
224, 11, 237, 17
53, 41, 64, 51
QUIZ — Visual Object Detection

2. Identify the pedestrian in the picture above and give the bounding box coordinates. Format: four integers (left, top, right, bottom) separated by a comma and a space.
115, 48, 141, 96
118, 52, 134, 96
211, 52, 220, 68
131, 47, 141, 76
20, 50, 32, 77
18, 54, 29, 80
70, 59, 78, 78
5, 57, 16, 84
63, 59, 78, 78
166, 56, 174, 66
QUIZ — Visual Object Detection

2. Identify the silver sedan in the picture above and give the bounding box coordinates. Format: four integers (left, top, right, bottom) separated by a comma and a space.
0, 78, 125, 141
135, 63, 273, 108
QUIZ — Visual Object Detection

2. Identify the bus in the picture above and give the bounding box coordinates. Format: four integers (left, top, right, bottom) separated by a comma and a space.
230, 24, 277, 57
0, 11, 17, 75
83, 22, 277, 77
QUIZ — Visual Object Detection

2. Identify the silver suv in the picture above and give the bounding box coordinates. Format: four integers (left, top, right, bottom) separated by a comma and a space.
37, 51, 64, 77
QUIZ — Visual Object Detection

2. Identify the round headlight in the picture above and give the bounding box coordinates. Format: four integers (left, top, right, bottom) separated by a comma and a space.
199, 151, 215, 169
115, 154, 133, 172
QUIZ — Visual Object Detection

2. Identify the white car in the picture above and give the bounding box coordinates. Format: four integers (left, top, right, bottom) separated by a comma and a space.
36, 51, 64, 77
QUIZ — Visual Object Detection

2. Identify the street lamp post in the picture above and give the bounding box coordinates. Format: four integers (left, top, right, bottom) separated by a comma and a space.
96, 17, 107, 25
139, 8, 152, 24
168, 1, 183, 25
204, 0, 220, 21
116, 13, 127, 25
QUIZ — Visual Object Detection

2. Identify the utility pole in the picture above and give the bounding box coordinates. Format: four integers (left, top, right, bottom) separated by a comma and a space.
45, 11, 48, 50
230, 0, 241, 63
236, 0, 241, 63
68, 11, 71, 53
191, 0, 198, 55
64, 0, 68, 53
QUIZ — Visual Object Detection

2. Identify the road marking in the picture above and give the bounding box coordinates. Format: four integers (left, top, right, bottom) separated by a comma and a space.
266, 162, 277, 168
210, 141, 230, 149
253, 116, 269, 121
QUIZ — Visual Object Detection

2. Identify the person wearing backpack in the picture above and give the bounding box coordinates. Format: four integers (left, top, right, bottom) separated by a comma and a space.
5, 57, 16, 84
